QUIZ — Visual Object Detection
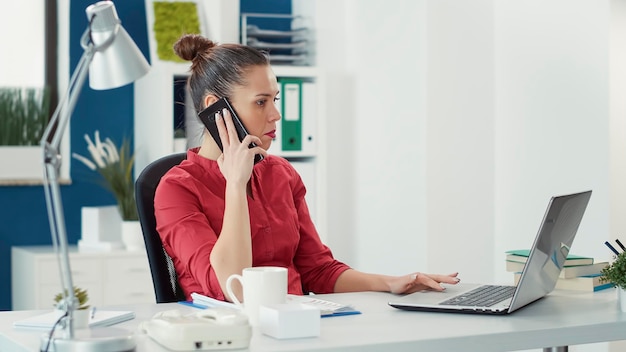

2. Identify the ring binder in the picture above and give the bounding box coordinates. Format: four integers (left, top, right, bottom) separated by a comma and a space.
280, 78, 303, 151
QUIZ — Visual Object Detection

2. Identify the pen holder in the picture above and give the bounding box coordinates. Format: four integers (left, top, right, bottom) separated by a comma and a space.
54, 309, 90, 329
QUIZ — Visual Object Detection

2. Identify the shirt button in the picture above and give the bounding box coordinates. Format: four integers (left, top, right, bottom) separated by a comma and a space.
264, 227, 271, 233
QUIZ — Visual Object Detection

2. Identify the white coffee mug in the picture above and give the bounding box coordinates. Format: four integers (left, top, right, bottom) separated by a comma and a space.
226, 266, 288, 325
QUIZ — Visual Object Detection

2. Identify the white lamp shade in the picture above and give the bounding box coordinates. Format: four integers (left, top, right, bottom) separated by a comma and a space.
86, 1, 150, 90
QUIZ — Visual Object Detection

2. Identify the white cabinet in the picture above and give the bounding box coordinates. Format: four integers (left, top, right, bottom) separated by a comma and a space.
11, 246, 155, 310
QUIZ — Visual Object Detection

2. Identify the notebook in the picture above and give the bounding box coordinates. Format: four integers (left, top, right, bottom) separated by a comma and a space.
388, 190, 592, 315
13, 309, 135, 330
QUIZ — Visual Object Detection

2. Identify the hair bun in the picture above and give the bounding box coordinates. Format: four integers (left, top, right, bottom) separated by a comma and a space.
173, 34, 215, 62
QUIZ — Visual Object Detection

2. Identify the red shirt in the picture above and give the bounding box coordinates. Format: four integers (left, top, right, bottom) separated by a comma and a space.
154, 148, 350, 300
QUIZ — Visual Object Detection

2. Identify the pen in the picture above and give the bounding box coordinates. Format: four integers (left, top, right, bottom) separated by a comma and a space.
321, 310, 362, 318
605, 241, 620, 256
90, 307, 96, 319
616, 239, 626, 252
178, 301, 208, 310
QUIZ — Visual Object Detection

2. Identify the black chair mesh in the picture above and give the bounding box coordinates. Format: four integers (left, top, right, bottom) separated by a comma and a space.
135, 152, 187, 303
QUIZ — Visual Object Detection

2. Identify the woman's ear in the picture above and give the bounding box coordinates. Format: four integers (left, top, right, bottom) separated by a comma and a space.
203, 94, 219, 109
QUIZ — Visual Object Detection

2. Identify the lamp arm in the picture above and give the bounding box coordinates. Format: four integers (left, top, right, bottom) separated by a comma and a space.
39, 37, 95, 340
42, 32, 95, 152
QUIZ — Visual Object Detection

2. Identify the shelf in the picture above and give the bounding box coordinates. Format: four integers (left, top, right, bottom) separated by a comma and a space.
272, 151, 316, 158
151, 61, 192, 76
159, 64, 319, 79
273, 65, 319, 78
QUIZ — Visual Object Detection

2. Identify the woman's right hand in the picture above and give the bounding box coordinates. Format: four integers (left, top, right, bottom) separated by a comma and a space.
215, 108, 267, 186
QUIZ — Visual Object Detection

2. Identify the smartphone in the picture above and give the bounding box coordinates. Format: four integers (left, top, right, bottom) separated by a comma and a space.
197, 97, 264, 164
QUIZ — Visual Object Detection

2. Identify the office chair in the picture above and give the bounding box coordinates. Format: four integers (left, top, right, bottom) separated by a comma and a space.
135, 152, 187, 303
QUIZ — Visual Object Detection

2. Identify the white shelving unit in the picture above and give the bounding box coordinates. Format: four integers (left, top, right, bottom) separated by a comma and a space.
134, 1, 328, 241
11, 246, 154, 310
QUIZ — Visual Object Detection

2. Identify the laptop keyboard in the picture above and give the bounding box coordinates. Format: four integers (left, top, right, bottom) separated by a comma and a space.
440, 285, 515, 307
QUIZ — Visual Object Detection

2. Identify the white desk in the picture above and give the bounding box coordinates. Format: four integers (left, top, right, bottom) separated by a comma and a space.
1, 289, 626, 352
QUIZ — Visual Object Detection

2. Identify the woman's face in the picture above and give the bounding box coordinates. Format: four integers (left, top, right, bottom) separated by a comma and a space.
228, 65, 281, 151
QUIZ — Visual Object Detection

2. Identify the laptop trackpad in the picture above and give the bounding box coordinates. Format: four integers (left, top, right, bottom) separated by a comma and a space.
393, 283, 483, 305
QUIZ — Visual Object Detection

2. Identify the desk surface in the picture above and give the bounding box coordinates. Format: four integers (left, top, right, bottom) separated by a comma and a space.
1, 289, 626, 352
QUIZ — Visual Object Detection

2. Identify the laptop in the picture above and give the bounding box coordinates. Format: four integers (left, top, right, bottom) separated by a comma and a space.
388, 190, 592, 315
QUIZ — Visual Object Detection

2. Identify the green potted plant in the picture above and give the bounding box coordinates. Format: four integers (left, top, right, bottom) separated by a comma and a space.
600, 252, 626, 311
53, 286, 91, 328
54, 286, 90, 310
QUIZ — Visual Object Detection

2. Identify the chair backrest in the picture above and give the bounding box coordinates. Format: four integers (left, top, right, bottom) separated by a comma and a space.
135, 152, 187, 303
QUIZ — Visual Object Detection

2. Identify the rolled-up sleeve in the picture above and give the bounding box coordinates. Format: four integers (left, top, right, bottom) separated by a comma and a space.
290, 168, 351, 294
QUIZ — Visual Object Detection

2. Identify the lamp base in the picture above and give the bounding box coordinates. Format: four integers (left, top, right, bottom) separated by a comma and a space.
40, 327, 136, 352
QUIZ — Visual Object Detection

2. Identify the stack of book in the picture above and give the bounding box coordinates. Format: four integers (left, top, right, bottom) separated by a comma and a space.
506, 249, 611, 292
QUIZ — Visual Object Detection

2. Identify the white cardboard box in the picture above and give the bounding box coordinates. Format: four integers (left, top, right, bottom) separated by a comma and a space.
259, 303, 320, 339
79, 206, 123, 250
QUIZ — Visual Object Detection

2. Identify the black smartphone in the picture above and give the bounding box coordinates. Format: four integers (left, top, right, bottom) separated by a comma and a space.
197, 97, 264, 164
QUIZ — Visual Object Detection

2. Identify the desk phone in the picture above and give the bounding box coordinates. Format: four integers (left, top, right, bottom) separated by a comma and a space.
140, 308, 251, 351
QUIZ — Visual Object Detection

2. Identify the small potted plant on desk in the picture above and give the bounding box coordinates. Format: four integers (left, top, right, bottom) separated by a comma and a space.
600, 251, 626, 312
54, 286, 91, 329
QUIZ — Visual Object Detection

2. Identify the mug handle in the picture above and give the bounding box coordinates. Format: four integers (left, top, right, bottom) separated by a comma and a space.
226, 274, 244, 306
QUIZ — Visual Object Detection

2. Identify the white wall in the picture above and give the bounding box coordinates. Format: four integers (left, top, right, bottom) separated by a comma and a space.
493, 0, 610, 283
609, 4, 626, 352
426, 0, 496, 283
317, 1, 619, 351
0, 3, 45, 86
313, 0, 361, 265
318, 0, 615, 284
316, 0, 430, 274
611, 0, 626, 257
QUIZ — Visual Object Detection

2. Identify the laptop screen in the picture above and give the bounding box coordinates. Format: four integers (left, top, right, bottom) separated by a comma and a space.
509, 190, 592, 312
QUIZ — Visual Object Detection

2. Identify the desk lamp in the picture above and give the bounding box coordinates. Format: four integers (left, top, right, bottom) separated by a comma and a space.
39, 1, 149, 351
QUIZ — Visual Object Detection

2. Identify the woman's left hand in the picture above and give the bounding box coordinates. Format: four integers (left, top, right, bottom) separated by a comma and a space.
388, 272, 460, 294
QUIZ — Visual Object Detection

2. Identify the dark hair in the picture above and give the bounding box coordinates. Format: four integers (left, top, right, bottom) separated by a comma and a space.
173, 34, 270, 113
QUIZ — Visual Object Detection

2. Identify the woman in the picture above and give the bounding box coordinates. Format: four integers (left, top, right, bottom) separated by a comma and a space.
155, 34, 460, 302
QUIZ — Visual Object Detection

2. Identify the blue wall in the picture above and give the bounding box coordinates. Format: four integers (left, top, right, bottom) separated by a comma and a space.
1, 0, 290, 311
